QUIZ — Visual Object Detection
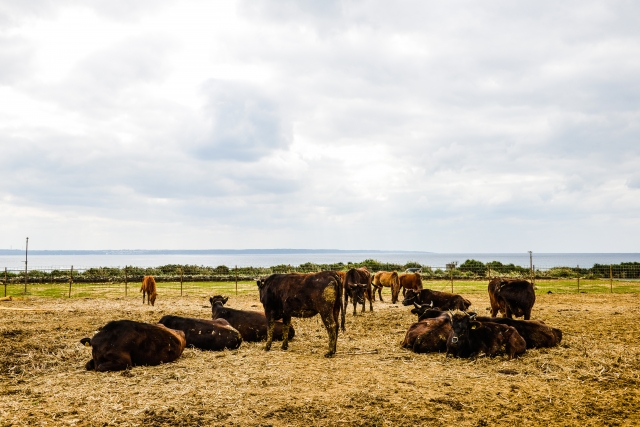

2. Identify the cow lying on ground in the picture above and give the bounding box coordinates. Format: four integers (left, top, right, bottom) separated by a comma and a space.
80, 320, 186, 372
158, 315, 242, 351
140, 275, 157, 306
398, 272, 423, 297
401, 310, 451, 353
372, 271, 401, 303
257, 271, 343, 357
209, 295, 294, 342
402, 289, 471, 311
474, 315, 562, 348
446, 311, 526, 359
411, 305, 562, 349
488, 277, 536, 320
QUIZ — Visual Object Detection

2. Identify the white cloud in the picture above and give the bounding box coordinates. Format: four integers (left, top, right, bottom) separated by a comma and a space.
1, 0, 639, 251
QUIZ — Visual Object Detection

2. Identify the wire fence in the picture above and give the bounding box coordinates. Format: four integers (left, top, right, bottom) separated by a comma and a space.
2, 261, 640, 299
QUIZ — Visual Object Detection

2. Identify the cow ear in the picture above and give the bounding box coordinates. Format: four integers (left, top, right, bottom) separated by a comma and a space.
223, 297, 229, 304
209, 296, 213, 304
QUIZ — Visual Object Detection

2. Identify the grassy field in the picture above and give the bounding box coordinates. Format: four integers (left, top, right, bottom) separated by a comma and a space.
1, 291, 639, 426
2, 278, 637, 300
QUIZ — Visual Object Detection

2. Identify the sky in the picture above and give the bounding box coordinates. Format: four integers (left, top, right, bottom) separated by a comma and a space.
0, 0, 639, 252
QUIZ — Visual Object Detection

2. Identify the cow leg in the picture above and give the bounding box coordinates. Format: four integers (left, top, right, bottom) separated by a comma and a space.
377, 286, 384, 302
367, 286, 373, 312
264, 316, 276, 352
524, 309, 531, 321
142, 291, 145, 304
96, 361, 131, 372
341, 293, 347, 331
85, 359, 95, 370
319, 309, 338, 358
281, 315, 292, 350
505, 307, 513, 319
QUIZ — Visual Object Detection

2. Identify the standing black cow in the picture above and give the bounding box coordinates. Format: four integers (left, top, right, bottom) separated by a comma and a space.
209, 295, 294, 342
257, 271, 343, 357
488, 277, 536, 320
158, 315, 242, 351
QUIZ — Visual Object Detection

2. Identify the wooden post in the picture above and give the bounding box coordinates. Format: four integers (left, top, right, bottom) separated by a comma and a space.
124, 266, 128, 297
4, 267, 6, 297
610, 265, 613, 293
180, 267, 184, 297
577, 265, 580, 293
235, 265, 238, 296
24, 237, 28, 294
69, 265, 73, 298
450, 267, 454, 293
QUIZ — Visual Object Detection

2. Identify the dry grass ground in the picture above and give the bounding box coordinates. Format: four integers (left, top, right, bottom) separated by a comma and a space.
1, 290, 639, 426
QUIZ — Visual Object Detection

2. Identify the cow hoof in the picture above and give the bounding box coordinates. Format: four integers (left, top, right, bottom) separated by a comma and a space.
281, 343, 288, 351
324, 352, 335, 358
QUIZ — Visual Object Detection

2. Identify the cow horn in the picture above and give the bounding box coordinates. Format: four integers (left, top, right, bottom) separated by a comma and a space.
430, 301, 434, 307
413, 302, 421, 309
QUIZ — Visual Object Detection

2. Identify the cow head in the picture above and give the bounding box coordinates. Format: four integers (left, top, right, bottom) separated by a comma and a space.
209, 295, 229, 306
401, 289, 418, 306
349, 283, 366, 305
448, 311, 473, 351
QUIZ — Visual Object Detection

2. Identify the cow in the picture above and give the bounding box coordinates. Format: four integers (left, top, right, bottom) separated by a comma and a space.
402, 288, 472, 311
398, 272, 423, 297
401, 311, 451, 353
158, 315, 242, 351
256, 271, 343, 357
209, 295, 295, 342
140, 275, 157, 306
80, 320, 186, 372
446, 311, 526, 360
342, 267, 373, 320
372, 271, 401, 303
474, 316, 562, 349
488, 277, 536, 320
410, 304, 449, 321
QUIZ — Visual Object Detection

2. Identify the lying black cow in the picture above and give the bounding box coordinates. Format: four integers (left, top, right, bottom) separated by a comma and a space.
158, 315, 242, 351
488, 277, 536, 320
446, 311, 526, 359
257, 271, 343, 357
475, 315, 562, 348
402, 289, 471, 311
80, 320, 186, 372
401, 311, 451, 353
210, 295, 295, 342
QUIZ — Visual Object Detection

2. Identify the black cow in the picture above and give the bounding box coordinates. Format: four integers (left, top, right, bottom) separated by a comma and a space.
344, 267, 373, 313
475, 316, 562, 348
446, 311, 526, 359
209, 295, 294, 342
402, 289, 471, 311
158, 315, 242, 351
80, 320, 186, 372
257, 271, 343, 357
488, 277, 536, 320
401, 311, 451, 353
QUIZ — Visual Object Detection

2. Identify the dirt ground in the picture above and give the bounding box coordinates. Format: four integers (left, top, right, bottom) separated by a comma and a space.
1, 291, 639, 427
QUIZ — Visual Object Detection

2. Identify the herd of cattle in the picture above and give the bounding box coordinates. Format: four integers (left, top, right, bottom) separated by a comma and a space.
80, 269, 563, 372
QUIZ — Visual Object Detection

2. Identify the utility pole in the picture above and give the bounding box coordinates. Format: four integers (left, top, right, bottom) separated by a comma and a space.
24, 237, 29, 294
528, 251, 533, 282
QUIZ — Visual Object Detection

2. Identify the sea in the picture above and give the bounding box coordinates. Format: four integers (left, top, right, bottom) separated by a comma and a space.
0, 250, 638, 271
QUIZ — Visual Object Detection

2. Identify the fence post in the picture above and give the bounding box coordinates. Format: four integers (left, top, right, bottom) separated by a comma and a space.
235, 265, 238, 296
124, 266, 128, 297
450, 268, 454, 293
69, 265, 73, 298
3, 267, 6, 297
610, 265, 613, 293
577, 265, 580, 293
180, 267, 184, 297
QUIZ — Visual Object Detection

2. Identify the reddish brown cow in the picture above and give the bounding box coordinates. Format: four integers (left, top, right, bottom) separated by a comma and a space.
488, 277, 536, 320
80, 320, 186, 371
257, 271, 343, 357
343, 267, 373, 315
398, 273, 423, 297
158, 315, 242, 351
401, 311, 451, 353
140, 275, 157, 306
372, 271, 401, 303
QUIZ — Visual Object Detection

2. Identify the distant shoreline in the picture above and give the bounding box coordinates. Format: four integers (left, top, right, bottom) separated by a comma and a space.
0, 249, 433, 256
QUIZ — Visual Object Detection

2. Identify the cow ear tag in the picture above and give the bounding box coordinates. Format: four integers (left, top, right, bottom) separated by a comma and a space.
84, 342, 91, 347
471, 325, 477, 329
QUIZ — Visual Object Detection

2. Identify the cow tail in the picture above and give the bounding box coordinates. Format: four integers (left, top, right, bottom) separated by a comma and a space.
80, 338, 92, 347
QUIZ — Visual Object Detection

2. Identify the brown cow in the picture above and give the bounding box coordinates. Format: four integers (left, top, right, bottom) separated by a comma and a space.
372, 271, 401, 303
158, 315, 242, 351
209, 295, 295, 342
475, 316, 562, 349
401, 311, 451, 353
257, 271, 343, 357
80, 320, 186, 371
446, 311, 526, 359
343, 267, 373, 314
402, 289, 471, 311
398, 272, 423, 297
140, 275, 157, 306
488, 277, 536, 320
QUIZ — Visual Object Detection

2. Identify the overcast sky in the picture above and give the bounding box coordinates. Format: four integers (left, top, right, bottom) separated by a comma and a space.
1, 0, 639, 252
